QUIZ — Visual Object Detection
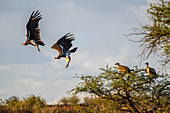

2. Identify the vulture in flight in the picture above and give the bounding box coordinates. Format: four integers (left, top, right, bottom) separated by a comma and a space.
115, 62, 131, 74
51, 33, 78, 68
145, 62, 157, 76
22, 10, 45, 52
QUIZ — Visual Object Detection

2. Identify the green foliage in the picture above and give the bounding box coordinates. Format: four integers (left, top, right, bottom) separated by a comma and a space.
59, 97, 69, 105
5, 96, 20, 107
23, 95, 46, 111
69, 65, 170, 112
0, 98, 5, 111
81, 96, 120, 113
69, 95, 80, 105
3, 95, 46, 113
127, 0, 170, 67
144, 0, 170, 58
83, 96, 92, 106
59, 95, 80, 105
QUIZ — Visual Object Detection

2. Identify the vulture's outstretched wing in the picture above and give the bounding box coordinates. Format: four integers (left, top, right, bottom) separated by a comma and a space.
51, 42, 62, 54
26, 10, 42, 41
51, 33, 75, 53
58, 33, 75, 51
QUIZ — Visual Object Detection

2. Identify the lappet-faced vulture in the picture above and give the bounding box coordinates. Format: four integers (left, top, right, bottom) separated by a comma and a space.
51, 33, 78, 68
22, 10, 45, 52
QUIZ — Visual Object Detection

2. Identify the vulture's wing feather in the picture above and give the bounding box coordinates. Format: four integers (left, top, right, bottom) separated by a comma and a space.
57, 33, 75, 51
56, 33, 71, 44
51, 42, 61, 54
52, 33, 76, 53
125, 66, 131, 73
150, 67, 157, 75
26, 10, 42, 41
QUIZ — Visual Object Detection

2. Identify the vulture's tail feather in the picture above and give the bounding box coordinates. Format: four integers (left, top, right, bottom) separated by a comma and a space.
69, 47, 78, 53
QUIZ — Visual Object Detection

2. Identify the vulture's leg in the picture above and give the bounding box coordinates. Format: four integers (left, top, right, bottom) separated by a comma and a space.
36, 44, 40, 52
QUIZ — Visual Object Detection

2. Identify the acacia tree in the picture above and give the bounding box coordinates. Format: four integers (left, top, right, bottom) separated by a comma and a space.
69, 66, 170, 112
126, 0, 170, 67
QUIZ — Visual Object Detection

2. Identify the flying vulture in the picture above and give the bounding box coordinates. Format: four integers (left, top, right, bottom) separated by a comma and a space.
22, 10, 45, 52
145, 62, 157, 76
51, 33, 78, 68
115, 62, 131, 74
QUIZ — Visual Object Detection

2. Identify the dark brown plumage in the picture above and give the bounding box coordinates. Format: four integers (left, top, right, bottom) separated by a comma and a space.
22, 10, 45, 52
51, 33, 78, 68
115, 62, 131, 74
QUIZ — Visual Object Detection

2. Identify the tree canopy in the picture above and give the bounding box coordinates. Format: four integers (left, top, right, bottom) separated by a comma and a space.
126, 0, 170, 67
69, 66, 170, 112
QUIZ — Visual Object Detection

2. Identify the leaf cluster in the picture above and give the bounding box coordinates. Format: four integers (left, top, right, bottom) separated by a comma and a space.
126, 0, 170, 67
69, 65, 170, 112
58, 95, 80, 105
1, 95, 46, 113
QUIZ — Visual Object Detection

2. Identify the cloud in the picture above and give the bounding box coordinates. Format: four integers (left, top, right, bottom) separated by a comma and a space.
127, 4, 148, 22
127, 0, 161, 22
2, 0, 165, 104
0, 62, 80, 103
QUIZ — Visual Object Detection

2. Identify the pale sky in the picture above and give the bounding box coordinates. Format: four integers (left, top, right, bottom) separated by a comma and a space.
0, 0, 164, 104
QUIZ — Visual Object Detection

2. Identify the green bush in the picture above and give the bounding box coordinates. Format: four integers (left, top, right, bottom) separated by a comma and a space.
69, 95, 80, 105
58, 97, 69, 105
3, 95, 46, 113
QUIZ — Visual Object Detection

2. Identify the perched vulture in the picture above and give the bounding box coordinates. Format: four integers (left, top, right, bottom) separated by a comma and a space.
22, 10, 45, 52
145, 62, 157, 76
115, 62, 131, 74
51, 33, 78, 68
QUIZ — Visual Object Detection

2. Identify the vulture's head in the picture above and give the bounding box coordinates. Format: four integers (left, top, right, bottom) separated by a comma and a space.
22, 35, 29, 46
145, 62, 149, 66
115, 62, 120, 65
54, 56, 61, 59
22, 42, 29, 46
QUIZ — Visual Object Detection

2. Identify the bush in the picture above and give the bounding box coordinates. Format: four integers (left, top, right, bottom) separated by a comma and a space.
58, 97, 69, 105
3, 95, 46, 113
69, 95, 80, 105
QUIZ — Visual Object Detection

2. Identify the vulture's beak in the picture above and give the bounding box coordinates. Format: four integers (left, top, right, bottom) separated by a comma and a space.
22, 43, 26, 45
54, 57, 59, 59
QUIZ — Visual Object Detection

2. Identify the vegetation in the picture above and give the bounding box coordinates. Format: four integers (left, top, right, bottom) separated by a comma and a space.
1, 66, 169, 113
58, 95, 80, 105
70, 66, 170, 112
69, 95, 80, 105
1, 0, 169, 113
126, 0, 170, 67
0, 95, 119, 113
0, 95, 46, 113
58, 97, 69, 105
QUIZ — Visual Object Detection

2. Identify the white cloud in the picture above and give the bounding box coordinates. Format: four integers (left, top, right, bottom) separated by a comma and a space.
127, 0, 161, 22
2, 0, 166, 104
128, 5, 148, 21
0, 63, 80, 103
